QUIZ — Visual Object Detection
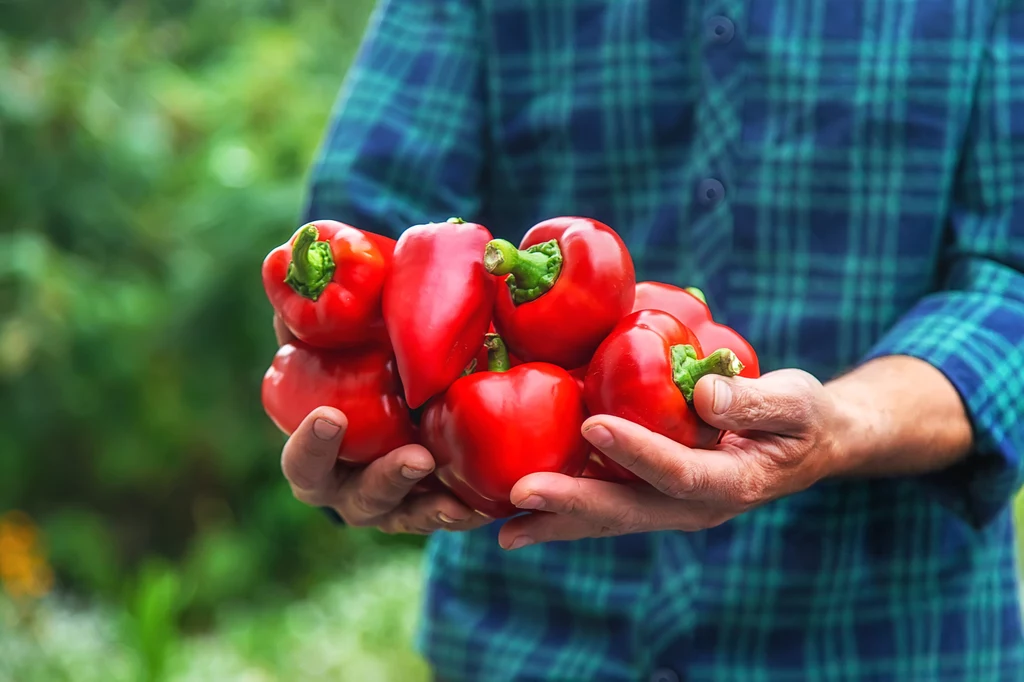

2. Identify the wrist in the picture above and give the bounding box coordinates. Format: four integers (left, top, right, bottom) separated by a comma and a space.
821, 355, 973, 478
822, 372, 890, 478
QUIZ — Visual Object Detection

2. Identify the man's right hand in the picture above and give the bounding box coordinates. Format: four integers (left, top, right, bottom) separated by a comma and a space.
281, 406, 490, 533
275, 314, 488, 534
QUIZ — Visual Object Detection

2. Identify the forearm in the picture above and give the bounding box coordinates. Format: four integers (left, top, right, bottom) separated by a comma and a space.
824, 355, 973, 478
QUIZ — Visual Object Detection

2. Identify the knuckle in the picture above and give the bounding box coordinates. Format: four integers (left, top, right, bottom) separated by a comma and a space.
285, 469, 318, 493
655, 462, 706, 499
609, 506, 644, 534
740, 388, 813, 426
290, 484, 320, 506
739, 391, 780, 423
349, 513, 377, 528
377, 513, 408, 534
349, 490, 386, 520
617, 439, 653, 471
734, 470, 769, 507
561, 480, 587, 515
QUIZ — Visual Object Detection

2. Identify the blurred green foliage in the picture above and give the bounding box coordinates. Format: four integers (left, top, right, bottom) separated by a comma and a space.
0, 0, 426, 624
0, 551, 429, 681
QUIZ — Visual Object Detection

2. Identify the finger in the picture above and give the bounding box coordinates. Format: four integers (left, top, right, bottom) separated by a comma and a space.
273, 313, 298, 346
581, 415, 754, 502
499, 475, 677, 547
377, 492, 490, 535
282, 407, 348, 504
691, 369, 822, 435
335, 444, 436, 524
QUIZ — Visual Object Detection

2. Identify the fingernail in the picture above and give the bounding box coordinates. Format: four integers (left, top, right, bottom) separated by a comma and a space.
583, 424, 613, 449
401, 465, 431, 480
712, 379, 733, 415
507, 536, 534, 550
437, 512, 464, 524
313, 418, 341, 441
515, 495, 545, 510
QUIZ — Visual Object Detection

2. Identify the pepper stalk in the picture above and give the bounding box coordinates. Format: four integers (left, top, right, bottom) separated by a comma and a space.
483, 239, 563, 305
284, 224, 336, 301
671, 344, 743, 402
483, 333, 512, 373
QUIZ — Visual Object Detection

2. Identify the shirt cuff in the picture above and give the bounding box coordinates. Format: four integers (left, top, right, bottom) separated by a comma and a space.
861, 291, 1024, 528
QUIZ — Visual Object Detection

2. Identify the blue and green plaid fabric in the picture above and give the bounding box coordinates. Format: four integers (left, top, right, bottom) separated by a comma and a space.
305, 0, 1024, 679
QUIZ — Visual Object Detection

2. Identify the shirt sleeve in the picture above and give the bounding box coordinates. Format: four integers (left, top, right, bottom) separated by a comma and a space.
302, 0, 484, 238
862, 3, 1024, 528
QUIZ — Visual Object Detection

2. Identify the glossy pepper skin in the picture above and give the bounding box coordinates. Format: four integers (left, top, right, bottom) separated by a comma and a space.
632, 282, 760, 378
485, 217, 636, 369
583, 310, 744, 482
262, 342, 416, 464
262, 221, 394, 349
383, 218, 498, 409
421, 335, 590, 518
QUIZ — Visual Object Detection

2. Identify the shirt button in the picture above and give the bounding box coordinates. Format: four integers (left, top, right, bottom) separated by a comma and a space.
649, 668, 681, 682
697, 178, 725, 207
706, 15, 735, 44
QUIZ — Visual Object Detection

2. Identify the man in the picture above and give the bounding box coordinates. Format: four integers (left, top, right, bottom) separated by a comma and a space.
277, 1, 1024, 680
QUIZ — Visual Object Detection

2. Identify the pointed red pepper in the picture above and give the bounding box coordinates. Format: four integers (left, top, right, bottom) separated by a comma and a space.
383, 218, 498, 408
485, 217, 635, 369
262, 221, 393, 349
583, 310, 745, 481
632, 282, 760, 378
421, 334, 590, 518
261, 342, 416, 464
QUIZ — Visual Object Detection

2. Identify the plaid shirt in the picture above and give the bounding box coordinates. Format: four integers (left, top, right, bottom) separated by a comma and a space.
305, 1, 1024, 679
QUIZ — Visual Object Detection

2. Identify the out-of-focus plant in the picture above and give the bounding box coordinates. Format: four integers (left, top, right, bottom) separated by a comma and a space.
0, 511, 53, 603
0, 0, 429, 622
0, 551, 428, 682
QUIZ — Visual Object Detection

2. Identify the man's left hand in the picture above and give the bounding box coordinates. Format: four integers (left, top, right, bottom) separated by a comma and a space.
498, 369, 849, 550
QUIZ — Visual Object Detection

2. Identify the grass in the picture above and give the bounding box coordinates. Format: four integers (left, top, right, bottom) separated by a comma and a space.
0, 551, 430, 682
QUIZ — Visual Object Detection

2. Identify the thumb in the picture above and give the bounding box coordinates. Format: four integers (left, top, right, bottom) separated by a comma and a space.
691, 369, 822, 435
281, 407, 348, 492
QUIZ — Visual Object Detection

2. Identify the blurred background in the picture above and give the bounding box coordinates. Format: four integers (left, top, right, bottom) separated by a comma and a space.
1, 1, 431, 680
2, 2, 1024, 682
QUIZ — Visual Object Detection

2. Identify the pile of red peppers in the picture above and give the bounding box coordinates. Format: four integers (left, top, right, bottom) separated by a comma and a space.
260, 216, 760, 518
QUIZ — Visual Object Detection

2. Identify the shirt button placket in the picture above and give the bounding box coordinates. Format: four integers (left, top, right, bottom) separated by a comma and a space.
706, 15, 735, 44
697, 177, 725, 208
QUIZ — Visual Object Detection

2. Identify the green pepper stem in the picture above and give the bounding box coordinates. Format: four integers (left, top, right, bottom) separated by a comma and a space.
483, 239, 563, 305
671, 344, 743, 402
483, 333, 511, 373
684, 287, 707, 305
283, 224, 336, 301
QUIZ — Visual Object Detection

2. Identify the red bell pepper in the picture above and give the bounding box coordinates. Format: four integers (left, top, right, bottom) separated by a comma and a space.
568, 365, 587, 392
262, 221, 393, 349
262, 342, 416, 464
583, 310, 745, 481
485, 217, 635, 369
383, 218, 498, 408
421, 334, 589, 518
632, 282, 760, 378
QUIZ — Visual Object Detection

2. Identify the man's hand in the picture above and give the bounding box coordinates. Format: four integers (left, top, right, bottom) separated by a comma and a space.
274, 314, 489, 534
497, 369, 840, 549
497, 354, 974, 550
282, 407, 489, 533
